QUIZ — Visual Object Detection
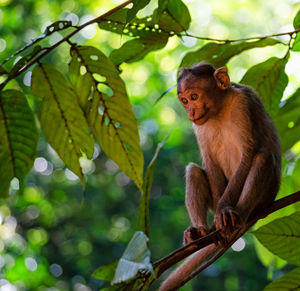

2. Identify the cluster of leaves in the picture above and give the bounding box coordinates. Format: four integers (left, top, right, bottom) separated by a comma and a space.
0, 0, 300, 290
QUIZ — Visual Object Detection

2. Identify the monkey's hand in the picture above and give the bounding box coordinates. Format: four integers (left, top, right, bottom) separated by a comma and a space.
183, 226, 209, 245
214, 206, 243, 246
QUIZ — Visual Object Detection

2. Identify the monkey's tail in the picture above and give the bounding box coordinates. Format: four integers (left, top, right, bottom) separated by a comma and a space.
159, 244, 221, 291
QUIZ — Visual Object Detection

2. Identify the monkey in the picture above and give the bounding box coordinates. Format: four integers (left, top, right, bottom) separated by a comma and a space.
159, 63, 281, 291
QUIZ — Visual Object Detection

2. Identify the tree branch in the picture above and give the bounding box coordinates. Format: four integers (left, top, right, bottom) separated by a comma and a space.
0, 0, 132, 91
152, 191, 300, 283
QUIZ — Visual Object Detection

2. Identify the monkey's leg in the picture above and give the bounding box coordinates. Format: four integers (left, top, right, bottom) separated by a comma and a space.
184, 163, 212, 244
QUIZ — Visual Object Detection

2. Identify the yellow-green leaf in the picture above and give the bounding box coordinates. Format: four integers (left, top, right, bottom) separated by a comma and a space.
252, 212, 300, 266
0, 90, 39, 197
264, 267, 300, 291
138, 138, 167, 236
69, 46, 144, 191
31, 63, 94, 185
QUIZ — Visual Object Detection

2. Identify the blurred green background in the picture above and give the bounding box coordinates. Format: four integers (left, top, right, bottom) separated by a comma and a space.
0, 0, 300, 290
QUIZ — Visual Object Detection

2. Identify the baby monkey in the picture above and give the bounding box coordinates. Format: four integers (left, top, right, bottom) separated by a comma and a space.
159, 63, 281, 291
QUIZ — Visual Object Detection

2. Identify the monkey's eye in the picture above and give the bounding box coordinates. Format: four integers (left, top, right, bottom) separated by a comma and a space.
181, 98, 188, 105
191, 93, 198, 100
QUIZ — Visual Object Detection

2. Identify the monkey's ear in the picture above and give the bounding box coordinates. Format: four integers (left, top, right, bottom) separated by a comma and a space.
213, 67, 230, 90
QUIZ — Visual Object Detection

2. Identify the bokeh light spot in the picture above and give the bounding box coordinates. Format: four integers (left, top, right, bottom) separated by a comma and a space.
50, 263, 63, 277
25, 257, 37, 272
232, 237, 246, 252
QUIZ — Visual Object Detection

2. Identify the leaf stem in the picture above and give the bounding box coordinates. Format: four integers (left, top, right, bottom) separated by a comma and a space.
184, 28, 300, 43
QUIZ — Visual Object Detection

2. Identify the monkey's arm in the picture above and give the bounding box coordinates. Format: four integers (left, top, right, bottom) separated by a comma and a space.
214, 152, 254, 230
205, 156, 227, 207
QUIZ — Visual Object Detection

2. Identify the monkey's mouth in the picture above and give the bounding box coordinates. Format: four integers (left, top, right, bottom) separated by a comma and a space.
192, 111, 209, 125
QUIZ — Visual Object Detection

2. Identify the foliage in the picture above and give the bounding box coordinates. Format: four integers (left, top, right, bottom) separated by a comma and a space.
0, 0, 300, 290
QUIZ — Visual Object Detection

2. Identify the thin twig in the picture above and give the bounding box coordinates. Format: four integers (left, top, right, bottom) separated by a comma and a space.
184, 28, 300, 43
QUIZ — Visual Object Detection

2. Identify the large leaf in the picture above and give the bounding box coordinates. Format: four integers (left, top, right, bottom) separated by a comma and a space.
99, 2, 190, 38
274, 88, 300, 152
112, 231, 153, 284
0, 90, 39, 197
264, 267, 300, 291
157, 0, 191, 31
253, 238, 286, 270
69, 46, 144, 191
110, 33, 169, 65
179, 39, 282, 70
252, 212, 300, 266
31, 63, 94, 185
240, 57, 288, 116
99, 8, 184, 38
138, 138, 167, 236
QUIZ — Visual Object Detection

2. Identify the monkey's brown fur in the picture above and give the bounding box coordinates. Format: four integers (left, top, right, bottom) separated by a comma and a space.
159, 63, 281, 291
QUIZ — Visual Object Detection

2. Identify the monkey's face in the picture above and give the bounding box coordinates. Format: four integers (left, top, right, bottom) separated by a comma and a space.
178, 79, 214, 125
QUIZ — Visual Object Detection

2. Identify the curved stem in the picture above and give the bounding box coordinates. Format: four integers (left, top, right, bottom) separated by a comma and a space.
184, 28, 300, 43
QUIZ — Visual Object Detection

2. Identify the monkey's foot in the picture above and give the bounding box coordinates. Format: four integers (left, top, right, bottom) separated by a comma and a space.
214, 206, 243, 246
214, 206, 243, 230
183, 226, 208, 245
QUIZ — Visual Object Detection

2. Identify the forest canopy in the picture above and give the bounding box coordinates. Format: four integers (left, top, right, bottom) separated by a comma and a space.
0, 0, 300, 290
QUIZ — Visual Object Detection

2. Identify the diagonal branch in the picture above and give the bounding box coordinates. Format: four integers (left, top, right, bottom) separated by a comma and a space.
0, 1, 132, 91
152, 191, 300, 283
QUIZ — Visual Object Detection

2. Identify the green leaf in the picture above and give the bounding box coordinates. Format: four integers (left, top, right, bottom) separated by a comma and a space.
0, 90, 39, 197
138, 138, 168, 236
166, 0, 191, 31
274, 88, 300, 152
99, 9, 161, 37
68, 49, 93, 110
179, 39, 282, 70
0, 66, 8, 75
253, 238, 286, 270
93, 261, 118, 281
112, 231, 153, 284
110, 33, 169, 65
31, 63, 94, 186
9, 46, 43, 77
252, 212, 300, 266
292, 33, 300, 52
264, 267, 300, 291
240, 57, 288, 116
158, 0, 191, 31
69, 46, 144, 191
293, 9, 300, 29
127, 0, 151, 23
99, 6, 188, 38
44, 20, 73, 34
